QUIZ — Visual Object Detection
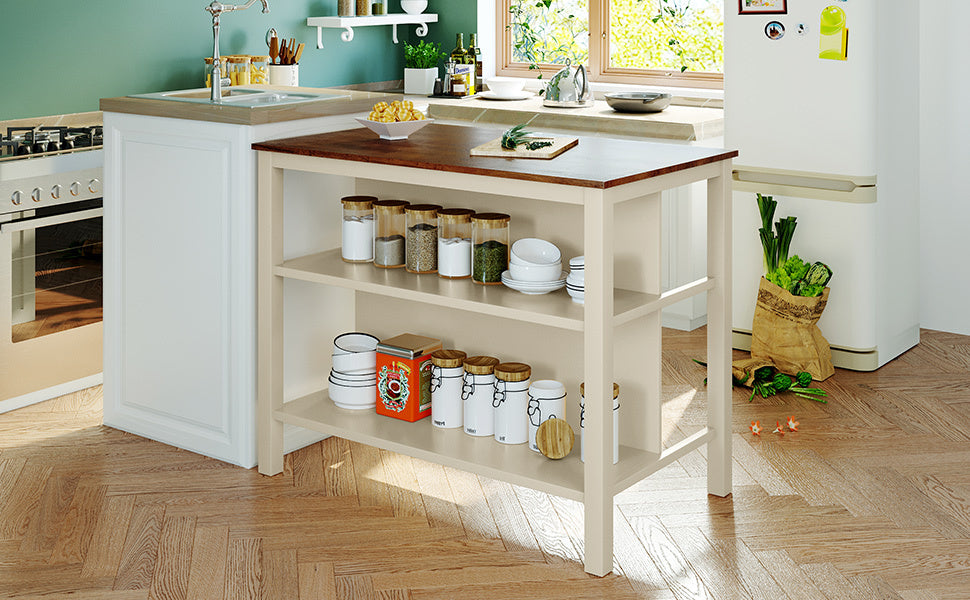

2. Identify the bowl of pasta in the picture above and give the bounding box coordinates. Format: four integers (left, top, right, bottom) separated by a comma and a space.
356, 100, 433, 140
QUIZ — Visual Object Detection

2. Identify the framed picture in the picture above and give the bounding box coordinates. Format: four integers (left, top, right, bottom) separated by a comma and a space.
739, 0, 787, 15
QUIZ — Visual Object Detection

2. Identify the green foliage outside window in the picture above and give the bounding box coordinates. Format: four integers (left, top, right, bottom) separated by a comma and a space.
508, 0, 723, 75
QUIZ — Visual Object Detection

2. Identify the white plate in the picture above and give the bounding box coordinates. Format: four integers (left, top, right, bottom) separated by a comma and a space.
501, 270, 567, 285
501, 270, 568, 294
479, 91, 533, 101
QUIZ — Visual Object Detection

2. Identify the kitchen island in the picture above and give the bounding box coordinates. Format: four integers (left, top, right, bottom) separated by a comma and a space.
252, 123, 737, 576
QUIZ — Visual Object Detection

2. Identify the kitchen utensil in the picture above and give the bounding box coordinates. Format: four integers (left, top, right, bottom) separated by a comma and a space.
542, 58, 593, 108
269, 35, 279, 65
604, 92, 672, 113
294, 43, 305, 64
355, 117, 434, 141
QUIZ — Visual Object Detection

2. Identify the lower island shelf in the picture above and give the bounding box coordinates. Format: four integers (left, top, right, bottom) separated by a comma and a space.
278, 389, 669, 502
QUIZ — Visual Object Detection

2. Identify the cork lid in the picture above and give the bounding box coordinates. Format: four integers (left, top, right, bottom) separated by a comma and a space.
580, 382, 621, 399
374, 199, 409, 214
438, 208, 475, 224
250, 55, 270, 61
463, 355, 500, 375
378, 333, 442, 358
494, 362, 531, 382
228, 55, 251, 63
405, 204, 443, 217
431, 349, 467, 368
341, 195, 377, 209
536, 418, 574, 459
471, 212, 511, 228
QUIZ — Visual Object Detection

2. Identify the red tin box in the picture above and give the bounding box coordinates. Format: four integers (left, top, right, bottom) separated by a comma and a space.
375, 333, 443, 422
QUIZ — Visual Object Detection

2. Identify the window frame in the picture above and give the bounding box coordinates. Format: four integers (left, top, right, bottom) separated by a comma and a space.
495, 0, 723, 89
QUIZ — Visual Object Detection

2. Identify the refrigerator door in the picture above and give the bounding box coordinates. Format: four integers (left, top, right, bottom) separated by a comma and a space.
725, 0, 878, 176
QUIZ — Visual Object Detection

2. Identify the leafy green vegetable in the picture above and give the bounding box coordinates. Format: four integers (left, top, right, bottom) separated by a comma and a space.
804, 261, 833, 287
694, 360, 827, 403
767, 256, 832, 297
795, 372, 813, 387
501, 123, 554, 151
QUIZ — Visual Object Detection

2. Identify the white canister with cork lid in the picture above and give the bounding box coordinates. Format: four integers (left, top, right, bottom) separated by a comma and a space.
430, 349, 467, 429
462, 356, 500, 437
528, 380, 566, 453
580, 382, 620, 464
492, 362, 531, 444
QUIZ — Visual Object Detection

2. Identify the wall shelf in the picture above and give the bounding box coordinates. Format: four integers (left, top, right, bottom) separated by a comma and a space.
306, 14, 438, 48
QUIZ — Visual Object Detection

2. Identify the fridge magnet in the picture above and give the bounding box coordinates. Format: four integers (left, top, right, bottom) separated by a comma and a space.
739, 0, 787, 15
765, 21, 786, 40
819, 5, 849, 60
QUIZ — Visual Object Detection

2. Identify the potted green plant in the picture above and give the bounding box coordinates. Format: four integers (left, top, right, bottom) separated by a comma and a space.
404, 40, 445, 95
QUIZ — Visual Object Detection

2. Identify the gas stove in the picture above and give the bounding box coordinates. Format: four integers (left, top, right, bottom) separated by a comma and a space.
0, 113, 103, 215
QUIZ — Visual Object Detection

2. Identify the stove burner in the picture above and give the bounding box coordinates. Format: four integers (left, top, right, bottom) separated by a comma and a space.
1, 124, 103, 160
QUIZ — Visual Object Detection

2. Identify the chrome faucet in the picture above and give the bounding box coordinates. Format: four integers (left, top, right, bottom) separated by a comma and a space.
206, 0, 270, 103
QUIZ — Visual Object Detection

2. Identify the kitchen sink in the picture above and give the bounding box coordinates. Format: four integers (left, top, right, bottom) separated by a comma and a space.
128, 88, 350, 107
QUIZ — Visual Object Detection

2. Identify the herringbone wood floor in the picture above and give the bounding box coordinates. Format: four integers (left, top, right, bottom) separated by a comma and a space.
2, 327, 969, 599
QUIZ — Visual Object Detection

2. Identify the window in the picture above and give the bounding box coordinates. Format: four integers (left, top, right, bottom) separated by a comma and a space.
498, 0, 723, 88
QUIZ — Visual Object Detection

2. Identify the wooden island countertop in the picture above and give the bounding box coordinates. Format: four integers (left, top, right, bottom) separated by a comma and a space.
251, 123, 738, 189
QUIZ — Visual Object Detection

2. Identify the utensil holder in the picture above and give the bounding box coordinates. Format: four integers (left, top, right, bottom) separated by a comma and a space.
268, 64, 299, 86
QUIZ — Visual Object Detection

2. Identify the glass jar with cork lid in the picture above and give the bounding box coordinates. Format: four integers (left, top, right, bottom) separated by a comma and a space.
340, 196, 376, 263
405, 204, 442, 274
373, 200, 409, 268
227, 55, 251, 86
471, 212, 510, 285
250, 55, 269, 84
437, 208, 474, 279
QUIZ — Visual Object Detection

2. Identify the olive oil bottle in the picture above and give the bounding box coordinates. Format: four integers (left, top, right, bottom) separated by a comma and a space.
469, 33, 483, 93
450, 33, 473, 95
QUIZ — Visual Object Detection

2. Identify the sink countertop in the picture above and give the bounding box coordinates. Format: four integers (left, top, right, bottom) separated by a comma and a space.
422, 95, 723, 142
99, 85, 399, 126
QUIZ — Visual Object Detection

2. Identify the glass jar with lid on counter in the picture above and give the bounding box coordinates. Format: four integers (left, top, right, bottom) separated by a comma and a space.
340, 196, 376, 263
471, 212, 510, 285
405, 204, 442, 274
374, 200, 409, 268
437, 208, 474, 279
227, 55, 251, 86
250, 55, 269, 84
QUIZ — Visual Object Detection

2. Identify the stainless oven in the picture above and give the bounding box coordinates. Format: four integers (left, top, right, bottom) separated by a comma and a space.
0, 114, 103, 412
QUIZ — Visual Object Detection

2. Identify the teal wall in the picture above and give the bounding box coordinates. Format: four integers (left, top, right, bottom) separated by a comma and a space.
0, 0, 477, 120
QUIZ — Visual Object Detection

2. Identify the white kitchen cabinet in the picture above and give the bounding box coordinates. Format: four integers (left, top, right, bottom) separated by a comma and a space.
253, 124, 736, 576
102, 110, 365, 467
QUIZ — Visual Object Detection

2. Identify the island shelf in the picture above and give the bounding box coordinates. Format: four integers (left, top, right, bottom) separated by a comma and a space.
253, 123, 737, 576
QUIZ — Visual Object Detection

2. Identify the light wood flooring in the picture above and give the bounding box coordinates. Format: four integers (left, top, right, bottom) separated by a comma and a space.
1, 327, 969, 599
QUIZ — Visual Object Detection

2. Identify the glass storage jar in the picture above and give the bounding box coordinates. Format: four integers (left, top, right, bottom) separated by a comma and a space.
430, 349, 467, 429
340, 196, 376, 263
337, 0, 354, 16
227, 55, 251, 86
437, 208, 474, 279
373, 200, 409, 268
405, 204, 442, 274
250, 55, 269, 84
462, 355, 500, 437
372, 0, 386, 14
471, 212, 510, 285
356, 0, 371, 16
493, 362, 531, 445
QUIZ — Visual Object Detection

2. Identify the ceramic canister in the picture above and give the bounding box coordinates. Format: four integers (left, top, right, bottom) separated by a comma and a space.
579, 382, 620, 464
528, 379, 566, 453
492, 362, 531, 445
462, 356, 500, 437
430, 349, 467, 429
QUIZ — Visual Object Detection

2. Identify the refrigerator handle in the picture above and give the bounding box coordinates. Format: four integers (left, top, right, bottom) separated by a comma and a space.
732, 168, 876, 204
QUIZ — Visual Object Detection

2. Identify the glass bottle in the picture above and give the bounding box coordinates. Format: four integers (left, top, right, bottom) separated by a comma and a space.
471, 212, 510, 285
405, 204, 441, 274
493, 362, 531, 445
469, 33, 483, 93
250, 55, 269, 84
437, 208, 473, 279
340, 196, 376, 263
228, 55, 251, 86
449, 34, 470, 96
373, 199, 409, 268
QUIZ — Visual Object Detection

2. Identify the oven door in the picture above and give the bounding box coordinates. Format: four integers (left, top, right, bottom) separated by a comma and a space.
0, 201, 104, 405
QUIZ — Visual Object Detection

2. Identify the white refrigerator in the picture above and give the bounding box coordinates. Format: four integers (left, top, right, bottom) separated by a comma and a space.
725, 0, 920, 371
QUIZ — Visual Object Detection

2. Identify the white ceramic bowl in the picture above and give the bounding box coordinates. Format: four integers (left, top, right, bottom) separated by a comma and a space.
566, 271, 585, 284
334, 332, 379, 353
400, 0, 427, 14
566, 287, 585, 304
511, 238, 561, 266
485, 77, 526, 98
328, 376, 377, 410
355, 117, 433, 141
332, 332, 379, 373
330, 369, 376, 383
569, 255, 585, 268
509, 260, 562, 282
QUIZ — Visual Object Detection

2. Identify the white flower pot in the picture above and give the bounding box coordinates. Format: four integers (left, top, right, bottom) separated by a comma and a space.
404, 67, 437, 95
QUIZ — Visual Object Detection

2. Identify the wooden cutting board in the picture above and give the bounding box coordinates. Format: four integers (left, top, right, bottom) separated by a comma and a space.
470, 136, 579, 160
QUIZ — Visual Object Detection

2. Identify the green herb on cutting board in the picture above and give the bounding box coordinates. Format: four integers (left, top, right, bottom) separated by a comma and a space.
501, 124, 554, 151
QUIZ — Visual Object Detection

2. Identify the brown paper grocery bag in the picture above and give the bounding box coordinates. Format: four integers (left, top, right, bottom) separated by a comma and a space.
750, 278, 835, 381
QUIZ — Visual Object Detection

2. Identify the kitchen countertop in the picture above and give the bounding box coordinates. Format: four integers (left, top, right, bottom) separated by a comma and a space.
99, 85, 399, 126
251, 123, 736, 189
423, 95, 723, 142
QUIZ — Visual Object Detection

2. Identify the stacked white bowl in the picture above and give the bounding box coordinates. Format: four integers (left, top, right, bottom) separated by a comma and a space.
566, 255, 584, 304
502, 238, 567, 295
330, 332, 379, 410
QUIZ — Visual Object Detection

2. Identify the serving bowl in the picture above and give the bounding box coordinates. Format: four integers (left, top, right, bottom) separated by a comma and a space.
355, 117, 433, 141
484, 77, 526, 98
332, 332, 379, 373
509, 260, 562, 283
400, 0, 427, 14
510, 238, 561, 266
604, 92, 672, 113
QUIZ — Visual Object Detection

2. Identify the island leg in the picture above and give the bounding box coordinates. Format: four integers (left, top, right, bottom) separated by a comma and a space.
583, 189, 615, 576
257, 152, 285, 476
706, 161, 733, 496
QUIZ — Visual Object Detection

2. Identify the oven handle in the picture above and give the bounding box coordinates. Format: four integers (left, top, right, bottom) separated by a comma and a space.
0, 207, 103, 234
